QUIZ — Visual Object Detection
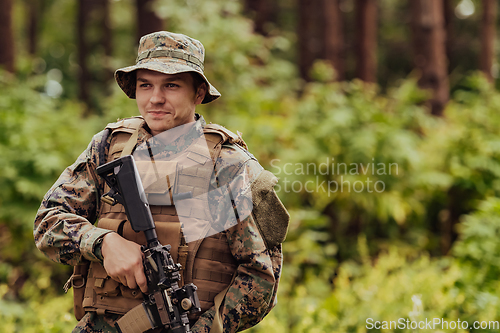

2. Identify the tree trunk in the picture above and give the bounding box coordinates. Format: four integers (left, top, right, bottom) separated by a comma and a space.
443, 0, 454, 70
136, 0, 164, 40
322, 0, 345, 81
355, 0, 377, 82
27, 0, 40, 55
298, 0, 323, 81
480, 0, 497, 82
244, 0, 276, 35
410, 0, 449, 116
99, 0, 113, 84
101, 0, 112, 60
298, 0, 345, 82
77, 0, 91, 109
0, 0, 15, 72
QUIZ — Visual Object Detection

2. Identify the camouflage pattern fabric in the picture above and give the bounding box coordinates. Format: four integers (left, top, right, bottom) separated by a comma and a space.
114, 31, 221, 103
72, 313, 119, 333
34, 115, 280, 333
73, 313, 169, 333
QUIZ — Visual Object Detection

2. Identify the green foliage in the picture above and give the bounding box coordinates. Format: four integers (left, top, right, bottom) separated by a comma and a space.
250, 242, 463, 333
259, 72, 500, 261
454, 197, 500, 290
450, 198, 500, 329
245, 72, 500, 332
250, 198, 500, 333
263, 77, 438, 260
0, 287, 75, 333
5, 0, 500, 331
0, 71, 100, 331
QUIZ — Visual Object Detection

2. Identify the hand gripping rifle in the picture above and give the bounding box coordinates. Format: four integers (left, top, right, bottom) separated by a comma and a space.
96, 155, 201, 333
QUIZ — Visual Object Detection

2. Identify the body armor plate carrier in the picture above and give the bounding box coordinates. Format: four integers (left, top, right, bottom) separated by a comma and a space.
83, 117, 247, 322
68, 116, 289, 327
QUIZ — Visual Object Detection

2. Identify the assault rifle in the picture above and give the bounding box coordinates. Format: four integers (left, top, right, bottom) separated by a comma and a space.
96, 155, 201, 333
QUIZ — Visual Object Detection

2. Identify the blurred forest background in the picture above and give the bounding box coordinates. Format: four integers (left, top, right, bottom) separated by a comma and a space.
3, 0, 500, 331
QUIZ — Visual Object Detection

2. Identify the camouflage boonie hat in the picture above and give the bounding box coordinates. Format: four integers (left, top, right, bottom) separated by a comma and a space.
115, 31, 220, 104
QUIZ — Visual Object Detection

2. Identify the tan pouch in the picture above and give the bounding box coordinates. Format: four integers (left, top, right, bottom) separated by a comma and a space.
91, 262, 121, 297
120, 284, 143, 299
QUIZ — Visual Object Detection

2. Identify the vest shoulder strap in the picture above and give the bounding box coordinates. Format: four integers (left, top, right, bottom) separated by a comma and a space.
203, 123, 248, 150
104, 117, 144, 160
105, 116, 144, 132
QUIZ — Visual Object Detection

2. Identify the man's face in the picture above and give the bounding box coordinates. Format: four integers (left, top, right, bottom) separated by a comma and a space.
135, 70, 206, 135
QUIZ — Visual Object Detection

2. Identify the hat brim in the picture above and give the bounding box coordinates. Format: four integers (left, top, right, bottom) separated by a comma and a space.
115, 57, 220, 104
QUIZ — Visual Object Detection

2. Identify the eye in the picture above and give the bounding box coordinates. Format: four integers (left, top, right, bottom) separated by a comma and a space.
166, 83, 179, 88
138, 82, 151, 88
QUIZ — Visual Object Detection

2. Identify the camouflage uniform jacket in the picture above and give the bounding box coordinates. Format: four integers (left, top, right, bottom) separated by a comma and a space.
34, 115, 281, 332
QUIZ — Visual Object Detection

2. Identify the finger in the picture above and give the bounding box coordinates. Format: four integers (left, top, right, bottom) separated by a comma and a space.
125, 274, 138, 291
109, 274, 122, 284
117, 275, 128, 287
135, 270, 148, 294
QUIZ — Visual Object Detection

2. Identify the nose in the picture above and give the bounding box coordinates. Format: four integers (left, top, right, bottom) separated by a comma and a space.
150, 87, 165, 104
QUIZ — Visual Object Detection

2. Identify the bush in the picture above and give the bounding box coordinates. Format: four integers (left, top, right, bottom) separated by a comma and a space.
0, 72, 100, 331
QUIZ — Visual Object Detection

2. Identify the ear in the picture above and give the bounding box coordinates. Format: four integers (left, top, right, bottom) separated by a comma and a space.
194, 83, 207, 105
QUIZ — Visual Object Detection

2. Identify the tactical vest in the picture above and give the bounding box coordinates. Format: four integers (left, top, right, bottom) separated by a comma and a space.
81, 117, 250, 321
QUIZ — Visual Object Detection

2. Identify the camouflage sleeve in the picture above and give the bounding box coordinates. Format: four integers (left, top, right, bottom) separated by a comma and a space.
191, 145, 276, 333
33, 130, 114, 266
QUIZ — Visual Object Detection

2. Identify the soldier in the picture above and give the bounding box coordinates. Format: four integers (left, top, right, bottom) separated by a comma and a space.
34, 31, 288, 333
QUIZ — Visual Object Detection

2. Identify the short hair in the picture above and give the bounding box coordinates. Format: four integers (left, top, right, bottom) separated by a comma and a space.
189, 72, 207, 93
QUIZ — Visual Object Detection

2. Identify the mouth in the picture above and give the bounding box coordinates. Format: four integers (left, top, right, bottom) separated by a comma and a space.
147, 110, 172, 117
